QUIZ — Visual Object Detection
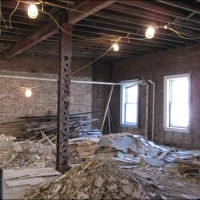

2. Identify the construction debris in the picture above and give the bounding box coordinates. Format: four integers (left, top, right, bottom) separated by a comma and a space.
25, 157, 150, 200
1, 113, 101, 141
0, 134, 99, 169
1, 132, 200, 199
0, 134, 56, 169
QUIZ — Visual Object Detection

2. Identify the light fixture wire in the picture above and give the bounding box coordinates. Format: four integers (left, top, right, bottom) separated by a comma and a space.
168, 26, 200, 39
9, 1, 20, 28
70, 37, 121, 75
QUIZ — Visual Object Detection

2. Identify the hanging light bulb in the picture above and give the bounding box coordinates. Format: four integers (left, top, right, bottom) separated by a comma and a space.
112, 43, 119, 51
25, 89, 32, 97
28, 3, 38, 19
145, 26, 155, 39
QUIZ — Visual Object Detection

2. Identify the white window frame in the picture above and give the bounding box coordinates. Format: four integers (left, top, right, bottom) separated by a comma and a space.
164, 74, 190, 133
120, 80, 139, 127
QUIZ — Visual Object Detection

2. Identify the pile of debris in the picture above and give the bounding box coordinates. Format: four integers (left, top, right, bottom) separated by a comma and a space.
25, 157, 151, 200
0, 134, 100, 169
0, 134, 56, 169
69, 138, 99, 164
0, 134, 16, 165
96, 133, 200, 177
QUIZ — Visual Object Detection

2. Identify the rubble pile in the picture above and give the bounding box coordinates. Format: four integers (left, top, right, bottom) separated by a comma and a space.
69, 138, 99, 163
0, 134, 99, 169
97, 133, 200, 177
0, 134, 16, 165
0, 134, 56, 169
26, 157, 151, 200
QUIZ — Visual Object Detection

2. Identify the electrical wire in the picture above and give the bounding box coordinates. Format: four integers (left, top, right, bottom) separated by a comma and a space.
168, 27, 200, 39
70, 37, 121, 75
9, 1, 20, 28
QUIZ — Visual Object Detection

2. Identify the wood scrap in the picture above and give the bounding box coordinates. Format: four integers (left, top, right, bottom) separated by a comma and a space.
5, 177, 46, 187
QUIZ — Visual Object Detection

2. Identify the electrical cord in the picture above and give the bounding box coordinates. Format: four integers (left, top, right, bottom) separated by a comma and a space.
70, 37, 121, 75
166, 26, 200, 40
40, 9, 115, 41
9, 1, 20, 28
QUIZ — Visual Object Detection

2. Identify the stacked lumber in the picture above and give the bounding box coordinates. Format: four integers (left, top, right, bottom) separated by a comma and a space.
21, 112, 100, 140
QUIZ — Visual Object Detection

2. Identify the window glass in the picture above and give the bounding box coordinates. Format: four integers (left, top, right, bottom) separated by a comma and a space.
164, 74, 190, 132
121, 82, 139, 126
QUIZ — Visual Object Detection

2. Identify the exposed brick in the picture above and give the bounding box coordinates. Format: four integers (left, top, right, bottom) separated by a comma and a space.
0, 55, 93, 137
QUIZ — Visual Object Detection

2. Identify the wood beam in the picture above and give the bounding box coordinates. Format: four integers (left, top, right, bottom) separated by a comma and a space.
2, 22, 57, 60
68, 0, 116, 24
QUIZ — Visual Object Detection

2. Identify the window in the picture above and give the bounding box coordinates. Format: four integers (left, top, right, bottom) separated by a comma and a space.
120, 81, 139, 126
164, 74, 190, 132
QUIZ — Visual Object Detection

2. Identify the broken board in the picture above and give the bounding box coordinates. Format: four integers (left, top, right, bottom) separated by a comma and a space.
4, 168, 60, 180
5, 177, 46, 187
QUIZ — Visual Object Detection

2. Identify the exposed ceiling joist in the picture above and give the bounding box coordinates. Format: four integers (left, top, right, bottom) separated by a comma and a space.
68, 0, 117, 24
2, 22, 58, 59
2, 0, 116, 60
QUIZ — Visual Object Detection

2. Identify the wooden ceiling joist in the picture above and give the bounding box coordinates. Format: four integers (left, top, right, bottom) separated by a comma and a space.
1, 0, 116, 60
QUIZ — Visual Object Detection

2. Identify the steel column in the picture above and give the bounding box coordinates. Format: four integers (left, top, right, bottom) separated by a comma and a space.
56, 14, 72, 173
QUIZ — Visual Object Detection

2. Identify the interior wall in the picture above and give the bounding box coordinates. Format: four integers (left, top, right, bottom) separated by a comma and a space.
111, 45, 200, 149
0, 55, 92, 137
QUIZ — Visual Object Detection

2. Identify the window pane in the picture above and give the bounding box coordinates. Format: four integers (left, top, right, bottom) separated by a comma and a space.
125, 103, 137, 124
126, 85, 138, 103
171, 79, 188, 104
170, 104, 189, 127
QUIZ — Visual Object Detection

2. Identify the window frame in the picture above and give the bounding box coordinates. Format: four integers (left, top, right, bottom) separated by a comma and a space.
120, 80, 139, 127
164, 74, 190, 133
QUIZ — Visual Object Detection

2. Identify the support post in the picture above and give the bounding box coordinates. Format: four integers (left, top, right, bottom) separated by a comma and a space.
56, 14, 72, 173
101, 85, 114, 133
144, 83, 149, 140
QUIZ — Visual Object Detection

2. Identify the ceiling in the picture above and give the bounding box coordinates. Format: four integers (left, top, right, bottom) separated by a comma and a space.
1, 0, 200, 60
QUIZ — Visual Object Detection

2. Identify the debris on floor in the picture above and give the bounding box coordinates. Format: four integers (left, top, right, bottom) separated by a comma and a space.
0, 134, 56, 169
25, 157, 150, 200
0, 134, 99, 169
25, 156, 200, 200
3, 168, 60, 199
1, 132, 200, 199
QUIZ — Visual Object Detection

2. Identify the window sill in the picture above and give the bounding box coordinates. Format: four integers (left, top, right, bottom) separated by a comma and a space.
164, 127, 190, 133
121, 123, 138, 128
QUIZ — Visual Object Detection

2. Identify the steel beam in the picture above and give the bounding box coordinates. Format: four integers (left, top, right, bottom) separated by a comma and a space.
56, 14, 72, 173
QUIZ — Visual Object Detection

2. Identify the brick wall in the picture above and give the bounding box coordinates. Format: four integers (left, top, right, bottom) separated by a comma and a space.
0, 55, 93, 137
92, 60, 113, 133
111, 45, 200, 149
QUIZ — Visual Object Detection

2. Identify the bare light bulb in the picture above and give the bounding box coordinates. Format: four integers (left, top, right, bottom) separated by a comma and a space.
145, 27, 155, 39
112, 43, 119, 51
28, 4, 38, 19
25, 89, 32, 97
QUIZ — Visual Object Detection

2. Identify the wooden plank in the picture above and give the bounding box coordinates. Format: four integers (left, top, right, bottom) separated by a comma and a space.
3, 168, 60, 180
5, 177, 46, 187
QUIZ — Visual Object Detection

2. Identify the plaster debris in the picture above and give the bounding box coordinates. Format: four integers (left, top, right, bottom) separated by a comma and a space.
25, 157, 150, 200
